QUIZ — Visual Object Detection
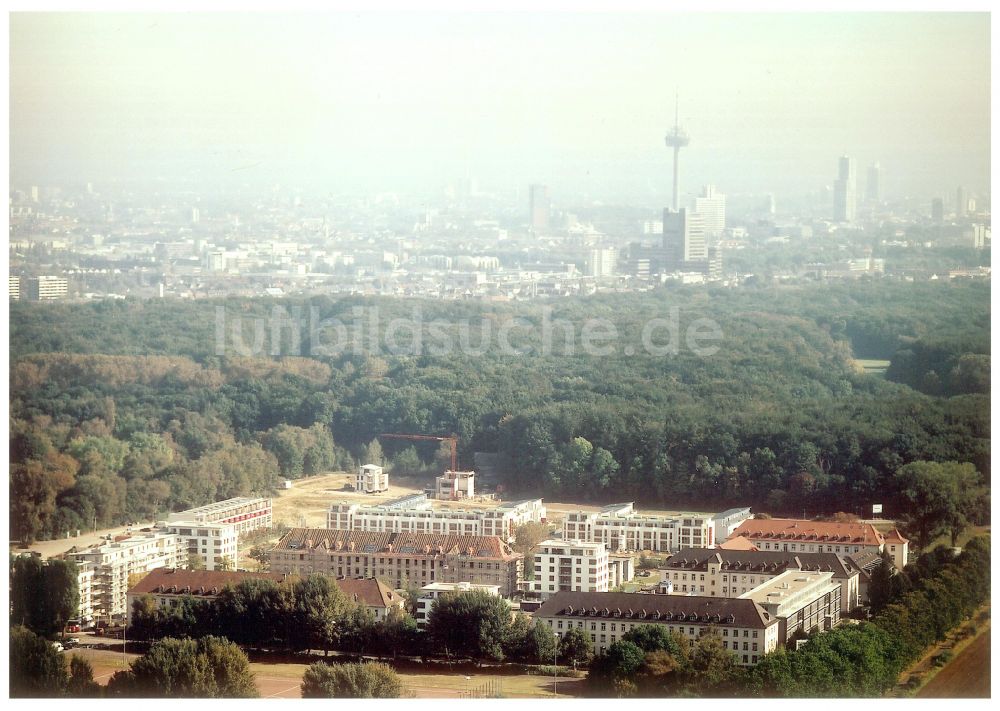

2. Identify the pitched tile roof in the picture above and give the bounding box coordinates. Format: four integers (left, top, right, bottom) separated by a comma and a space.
884, 528, 909, 543
274, 528, 520, 560
718, 536, 758, 551
663, 548, 858, 578
335, 577, 401, 609
731, 518, 884, 546
127, 567, 288, 596
535, 591, 777, 629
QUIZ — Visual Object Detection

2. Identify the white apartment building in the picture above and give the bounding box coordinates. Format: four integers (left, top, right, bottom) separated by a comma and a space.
562, 503, 714, 553
26, 275, 69, 300
167, 496, 272, 535
694, 184, 727, 235
327, 494, 545, 543
413, 581, 502, 628
68, 530, 187, 621
739, 570, 842, 644
355, 463, 389, 493
528, 540, 610, 599
435, 470, 475, 500
711, 508, 753, 544
75, 561, 96, 624
164, 521, 239, 572
536, 592, 780, 665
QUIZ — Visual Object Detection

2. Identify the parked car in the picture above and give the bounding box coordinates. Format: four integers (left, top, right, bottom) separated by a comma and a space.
62, 638, 81, 649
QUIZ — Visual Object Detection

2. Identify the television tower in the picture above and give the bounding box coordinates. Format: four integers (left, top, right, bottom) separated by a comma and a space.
664, 93, 690, 212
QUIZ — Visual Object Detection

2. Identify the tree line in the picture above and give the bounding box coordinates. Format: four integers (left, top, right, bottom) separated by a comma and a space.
11, 281, 989, 543
129, 580, 587, 668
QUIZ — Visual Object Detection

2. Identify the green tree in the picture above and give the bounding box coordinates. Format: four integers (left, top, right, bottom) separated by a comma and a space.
188, 553, 206, 571
362, 439, 385, 467
44, 559, 81, 639
376, 606, 421, 659
685, 633, 743, 694
107, 636, 257, 697
894, 461, 983, 549
559, 626, 594, 668
300, 661, 402, 698
426, 590, 512, 662
67, 655, 101, 697
291, 574, 349, 654
587, 640, 646, 697
249, 544, 270, 571
9, 625, 68, 698
513, 521, 551, 556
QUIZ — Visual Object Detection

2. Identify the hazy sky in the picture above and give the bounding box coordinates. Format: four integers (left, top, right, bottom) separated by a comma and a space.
10, 12, 992, 203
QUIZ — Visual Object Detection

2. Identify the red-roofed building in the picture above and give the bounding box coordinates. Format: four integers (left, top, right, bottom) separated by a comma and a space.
125, 568, 405, 624
717, 536, 758, 551
728, 519, 908, 568
269, 528, 524, 596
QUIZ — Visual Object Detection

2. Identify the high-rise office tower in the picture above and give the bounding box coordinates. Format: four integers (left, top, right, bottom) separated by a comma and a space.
866, 163, 881, 204
932, 198, 944, 224
833, 156, 856, 222
662, 208, 706, 269
529, 184, 550, 232
694, 185, 726, 235
664, 95, 689, 212
956, 186, 967, 218
587, 247, 618, 277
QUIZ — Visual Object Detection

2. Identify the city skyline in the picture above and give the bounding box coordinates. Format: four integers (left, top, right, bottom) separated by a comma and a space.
10, 12, 991, 203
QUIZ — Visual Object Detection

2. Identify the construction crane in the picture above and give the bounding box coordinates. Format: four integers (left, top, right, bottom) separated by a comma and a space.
379, 433, 458, 472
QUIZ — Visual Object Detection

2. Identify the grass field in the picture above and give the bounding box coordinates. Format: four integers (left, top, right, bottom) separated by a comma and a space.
67, 646, 586, 698
925, 525, 990, 552
854, 359, 891, 376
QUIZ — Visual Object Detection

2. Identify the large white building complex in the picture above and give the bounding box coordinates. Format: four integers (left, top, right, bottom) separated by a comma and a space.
562, 503, 714, 553
67, 496, 274, 622
328, 494, 545, 542
69, 530, 188, 621
711, 508, 753, 544
355, 464, 389, 493
525, 539, 635, 599
166, 496, 272, 535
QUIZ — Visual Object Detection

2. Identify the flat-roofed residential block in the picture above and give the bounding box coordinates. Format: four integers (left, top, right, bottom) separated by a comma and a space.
562, 502, 715, 553
356, 463, 389, 493
167, 496, 272, 535
328, 494, 545, 543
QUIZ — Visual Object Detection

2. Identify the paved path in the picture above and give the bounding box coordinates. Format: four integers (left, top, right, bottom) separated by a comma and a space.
11, 520, 158, 559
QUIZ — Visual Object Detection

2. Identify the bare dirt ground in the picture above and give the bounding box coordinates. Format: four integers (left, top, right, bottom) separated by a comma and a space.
917, 629, 991, 698
270, 472, 713, 531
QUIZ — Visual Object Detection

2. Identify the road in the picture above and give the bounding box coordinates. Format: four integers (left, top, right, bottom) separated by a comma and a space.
11, 520, 158, 560
918, 629, 990, 698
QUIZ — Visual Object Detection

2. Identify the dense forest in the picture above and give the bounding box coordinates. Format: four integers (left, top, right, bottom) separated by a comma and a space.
10, 280, 989, 543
